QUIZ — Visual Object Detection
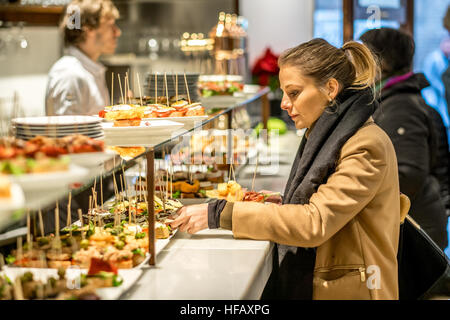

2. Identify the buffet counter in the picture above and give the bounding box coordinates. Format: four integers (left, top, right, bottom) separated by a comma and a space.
122, 229, 273, 300
121, 130, 302, 300
0, 86, 281, 300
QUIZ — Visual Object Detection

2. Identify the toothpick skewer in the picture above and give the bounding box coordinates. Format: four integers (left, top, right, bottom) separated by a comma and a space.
143, 187, 148, 208
111, 72, 114, 105
184, 72, 191, 104
13, 277, 24, 300
134, 191, 137, 227
17, 237, 23, 264
175, 73, 178, 102
120, 174, 125, 202
38, 209, 44, 237
125, 71, 131, 105
100, 173, 104, 211
118, 74, 125, 104
78, 209, 85, 241
170, 159, 173, 198
164, 72, 169, 107
121, 174, 129, 209
55, 202, 59, 237
148, 70, 152, 102
112, 168, 119, 200
92, 187, 97, 210
55, 203, 60, 250
67, 192, 72, 237
26, 210, 30, 248
231, 163, 236, 182
164, 154, 169, 201
157, 174, 166, 214
137, 72, 143, 106
139, 162, 143, 202
251, 156, 259, 192
128, 185, 132, 225
124, 73, 128, 105
29, 235, 33, 253
155, 73, 158, 104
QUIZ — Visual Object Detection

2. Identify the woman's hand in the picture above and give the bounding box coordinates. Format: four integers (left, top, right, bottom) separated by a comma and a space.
169, 203, 209, 234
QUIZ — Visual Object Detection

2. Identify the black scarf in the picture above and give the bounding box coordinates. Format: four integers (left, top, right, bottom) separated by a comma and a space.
269, 88, 378, 299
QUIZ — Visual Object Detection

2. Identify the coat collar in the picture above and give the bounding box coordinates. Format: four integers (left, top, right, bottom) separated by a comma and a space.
66, 46, 106, 77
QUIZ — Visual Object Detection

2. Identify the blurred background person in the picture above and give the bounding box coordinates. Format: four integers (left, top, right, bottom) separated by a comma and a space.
361, 28, 449, 250
422, 5, 450, 148
45, 0, 121, 116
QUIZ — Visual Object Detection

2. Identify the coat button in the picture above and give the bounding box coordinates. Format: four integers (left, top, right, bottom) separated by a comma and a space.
397, 127, 405, 135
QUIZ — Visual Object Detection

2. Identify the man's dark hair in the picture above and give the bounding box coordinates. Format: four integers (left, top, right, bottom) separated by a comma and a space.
360, 28, 415, 78
60, 0, 119, 47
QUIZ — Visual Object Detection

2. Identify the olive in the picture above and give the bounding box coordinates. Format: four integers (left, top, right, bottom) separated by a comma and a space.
114, 240, 125, 250
80, 239, 90, 249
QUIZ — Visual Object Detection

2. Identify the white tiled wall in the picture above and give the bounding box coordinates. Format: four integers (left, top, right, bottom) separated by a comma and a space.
0, 27, 61, 117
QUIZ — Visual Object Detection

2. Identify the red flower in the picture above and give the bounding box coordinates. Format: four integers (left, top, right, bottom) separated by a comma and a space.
252, 48, 280, 76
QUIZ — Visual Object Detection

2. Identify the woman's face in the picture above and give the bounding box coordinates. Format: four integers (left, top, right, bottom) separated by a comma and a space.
279, 66, 330, 129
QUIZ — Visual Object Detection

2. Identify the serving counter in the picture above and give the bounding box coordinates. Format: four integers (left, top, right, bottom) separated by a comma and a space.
0, 86, 285, 300
122, 229, 273, 300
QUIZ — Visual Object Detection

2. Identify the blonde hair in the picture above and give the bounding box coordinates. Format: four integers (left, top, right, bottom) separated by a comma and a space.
60, 0, 119, 47
278, 38, 379, 93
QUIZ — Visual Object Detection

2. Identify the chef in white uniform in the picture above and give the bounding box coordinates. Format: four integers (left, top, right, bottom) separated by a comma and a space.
46, 0, 121, 116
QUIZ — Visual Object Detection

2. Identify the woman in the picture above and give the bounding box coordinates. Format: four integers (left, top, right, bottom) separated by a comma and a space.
170, 39, 409, 300
361, 28, 449, 250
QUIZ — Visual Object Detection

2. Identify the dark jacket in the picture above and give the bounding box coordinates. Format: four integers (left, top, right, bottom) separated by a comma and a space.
428, 106, 450, 214
374, 73, 448, 249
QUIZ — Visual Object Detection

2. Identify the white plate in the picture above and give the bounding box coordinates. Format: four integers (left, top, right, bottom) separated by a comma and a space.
15, 126, 103, 134
1, 267, 143, 300
12, 116, 101, 127
67, 150, 116, 168
104, 135, 177, 147
15, 130, 103, 137
0, 183, 24, 211
143, 115, 208, 125
8, 164, 89, 192
15, 130, 103, 136
102, 120, 184, 137
96, 115, 207, 125
15, 135, 105, 142
0, 183, 25, 229
14, 122, 102, 129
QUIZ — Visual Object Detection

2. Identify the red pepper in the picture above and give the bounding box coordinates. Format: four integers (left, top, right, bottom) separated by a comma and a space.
88, 257, 118, 275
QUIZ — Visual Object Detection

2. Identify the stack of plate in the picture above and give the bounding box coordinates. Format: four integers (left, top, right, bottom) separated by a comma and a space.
144, 73, 200, 102
12, 116, 104, 140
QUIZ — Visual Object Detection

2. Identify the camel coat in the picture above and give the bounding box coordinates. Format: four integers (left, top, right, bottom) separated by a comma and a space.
220, 119, 410, 300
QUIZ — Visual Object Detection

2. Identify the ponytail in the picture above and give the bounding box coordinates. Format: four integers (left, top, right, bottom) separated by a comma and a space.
342, 41, 379, 90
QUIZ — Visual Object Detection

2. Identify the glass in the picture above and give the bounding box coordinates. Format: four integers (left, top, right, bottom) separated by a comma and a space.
0, 87, 271, 233
414, 0, 450, 71
314, 0, 343, 48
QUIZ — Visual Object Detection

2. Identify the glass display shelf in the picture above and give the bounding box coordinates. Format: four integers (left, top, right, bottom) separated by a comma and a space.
0, 87, 271, 262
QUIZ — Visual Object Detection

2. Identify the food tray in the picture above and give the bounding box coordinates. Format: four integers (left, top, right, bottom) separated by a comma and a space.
1, 267, 143, 300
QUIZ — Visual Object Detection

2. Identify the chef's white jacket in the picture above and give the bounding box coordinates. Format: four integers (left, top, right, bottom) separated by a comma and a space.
45, 46, 110, 116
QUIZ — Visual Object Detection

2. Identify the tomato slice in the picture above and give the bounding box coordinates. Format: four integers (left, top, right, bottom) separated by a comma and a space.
88, 257, 118, 275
